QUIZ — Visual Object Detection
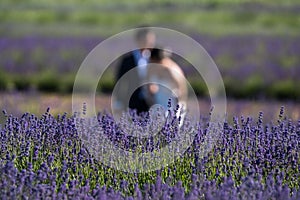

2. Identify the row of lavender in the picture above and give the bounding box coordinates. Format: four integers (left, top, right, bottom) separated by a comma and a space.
1, 35, 300, 78
0, 107, 299, 199
0, 35, 299, 99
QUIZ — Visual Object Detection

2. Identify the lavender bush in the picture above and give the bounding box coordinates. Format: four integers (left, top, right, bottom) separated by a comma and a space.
0, 106, 299, 199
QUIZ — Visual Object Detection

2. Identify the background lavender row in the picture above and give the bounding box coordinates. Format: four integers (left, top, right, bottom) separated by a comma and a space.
0, 35, 299, 81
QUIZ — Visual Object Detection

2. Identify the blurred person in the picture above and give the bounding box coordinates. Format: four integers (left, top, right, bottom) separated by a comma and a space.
146, 47, 187, 123
114, 27, 156, 114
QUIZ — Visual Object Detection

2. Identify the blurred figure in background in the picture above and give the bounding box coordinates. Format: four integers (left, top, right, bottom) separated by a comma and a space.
114, 27, 156, 114
146, 47, 187, 121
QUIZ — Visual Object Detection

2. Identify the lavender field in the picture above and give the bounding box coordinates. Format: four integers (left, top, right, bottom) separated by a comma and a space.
1, 27, 300, 200
0, 105, 299, 199
1, 1, 300, 199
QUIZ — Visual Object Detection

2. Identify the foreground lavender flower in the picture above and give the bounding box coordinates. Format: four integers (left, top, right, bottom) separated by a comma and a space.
0, 107, 299, 199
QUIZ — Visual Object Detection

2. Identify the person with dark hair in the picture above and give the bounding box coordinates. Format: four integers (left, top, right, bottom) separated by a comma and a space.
146, 47, 187, 121
114, 27, 156, 114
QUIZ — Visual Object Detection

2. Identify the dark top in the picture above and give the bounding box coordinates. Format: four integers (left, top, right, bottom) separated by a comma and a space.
115, 52, 149, 114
